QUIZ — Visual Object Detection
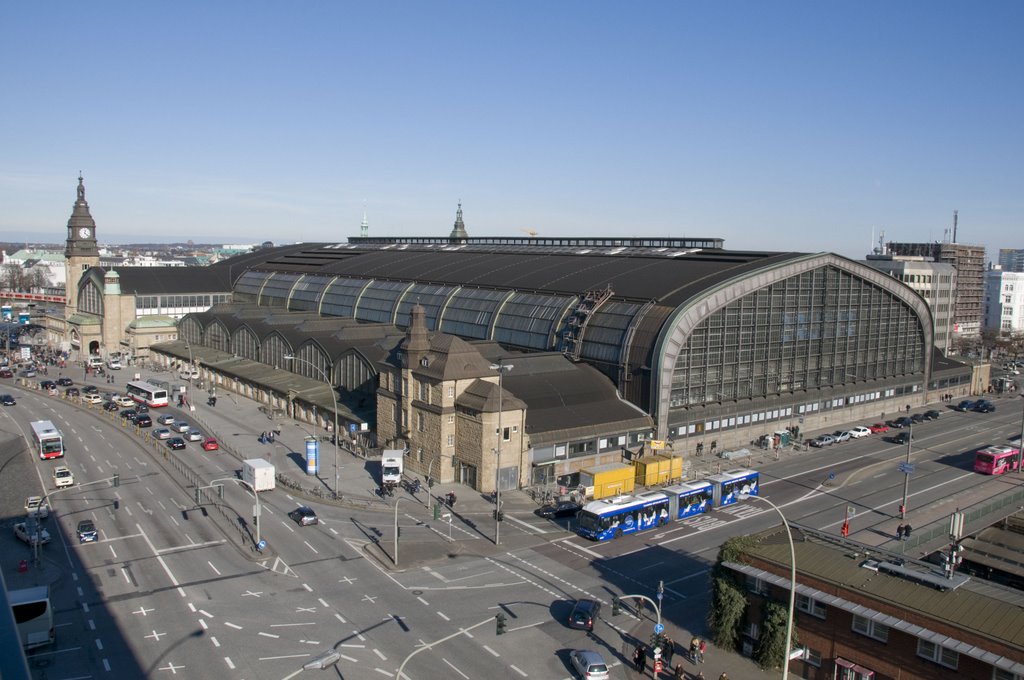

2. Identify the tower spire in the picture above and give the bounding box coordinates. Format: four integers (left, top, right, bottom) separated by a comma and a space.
360, 207, 369, 239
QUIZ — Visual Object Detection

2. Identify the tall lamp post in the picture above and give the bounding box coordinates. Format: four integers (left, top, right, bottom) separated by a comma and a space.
1017, 394, 1024, 474
284, 354, 340, 497
490, 361, 513, 546
740, 493, 796, 680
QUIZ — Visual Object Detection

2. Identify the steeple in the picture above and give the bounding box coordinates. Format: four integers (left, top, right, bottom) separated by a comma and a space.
401, 303, 431, 367
360, 210, 369, 239
65, 174, 99, 258
449, 202, 468, 242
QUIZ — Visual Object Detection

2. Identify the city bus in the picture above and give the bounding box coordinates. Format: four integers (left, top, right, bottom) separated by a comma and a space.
125, 380, 169, 407
9, 586, 54, 650
29, 420, 64, 460
663, 481, 714, 520
974, 445, 1021, 475
576, 491, 671, 541
705, 469, 760, 507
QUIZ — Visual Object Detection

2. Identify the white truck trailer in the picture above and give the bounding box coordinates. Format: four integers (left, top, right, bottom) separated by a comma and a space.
242, 458, 276, 492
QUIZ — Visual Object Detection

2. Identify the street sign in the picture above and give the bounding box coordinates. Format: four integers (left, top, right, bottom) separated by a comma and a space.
827, 471, 836, 480
650, 439, 666, 450
349, 423, 357, 433
257, 539, 266, 552
653, 622, 665, 634
847, 506, 856, 517
898, 462, 914, 474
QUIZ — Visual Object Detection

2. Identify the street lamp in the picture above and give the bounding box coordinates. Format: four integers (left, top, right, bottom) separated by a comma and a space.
490, 361, 513, 546
1017, 394, 1024, 474
740, 493, 796, 680
284, 354, 340, 498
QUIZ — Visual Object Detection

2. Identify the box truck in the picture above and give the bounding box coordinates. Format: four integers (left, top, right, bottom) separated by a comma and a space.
242, 458, 276, 492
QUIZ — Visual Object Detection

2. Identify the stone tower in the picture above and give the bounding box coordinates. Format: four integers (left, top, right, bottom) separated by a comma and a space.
64, 175, 100, 317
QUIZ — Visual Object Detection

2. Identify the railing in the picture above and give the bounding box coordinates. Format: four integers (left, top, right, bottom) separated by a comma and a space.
904, 484, 1024, 551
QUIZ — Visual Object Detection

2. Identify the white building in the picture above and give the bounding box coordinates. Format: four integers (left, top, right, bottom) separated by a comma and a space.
863, 254, 957, 353
984, 269, 1024, 334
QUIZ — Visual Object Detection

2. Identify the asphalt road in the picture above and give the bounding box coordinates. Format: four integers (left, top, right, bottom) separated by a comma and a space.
2, 374, 1023, 679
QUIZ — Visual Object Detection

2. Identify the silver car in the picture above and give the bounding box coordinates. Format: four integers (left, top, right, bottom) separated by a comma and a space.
569, 650, 609, 680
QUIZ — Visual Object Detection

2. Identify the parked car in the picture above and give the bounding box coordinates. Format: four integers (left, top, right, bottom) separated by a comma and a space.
0, 394, 15, 406
869, 423, 889, 433
56, 377, 73, 386
537, 501, 583, 519
810, 435, 835, 448
14, 522, 51, 546
288, 506, 319, 526
153, 428, 172, 440
569, 650, 609, 680
157, 414, 176, 426
848, 426, 871, 438
0, 368, 12, 378
102, 401, 119, 411
76, 519, 98, 543
201, 437, 220, 451
167, 438, 186, 451
567, 599, 601, 631
184, 429, 204, 442
24, 496, 49, 519
923, 410, 941, 420
833, 431, 851, 443
956, 400, 976, 412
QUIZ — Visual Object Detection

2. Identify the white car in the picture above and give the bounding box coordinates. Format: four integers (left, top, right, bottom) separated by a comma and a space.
14, 522, 51, 546
157, 414, 176, 426
24, 496, 49, 519
53, 466, 75, 488
848, 426, 871, 438
107, 359, 122, 370
185, 429, 204, 442
175, 421, 191, 433
82, 393, 102, 404
114, 396, 134, 407
152, 428, 172, 440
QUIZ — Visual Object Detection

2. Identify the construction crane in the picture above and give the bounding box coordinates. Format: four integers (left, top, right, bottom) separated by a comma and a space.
519, 228, 538, 238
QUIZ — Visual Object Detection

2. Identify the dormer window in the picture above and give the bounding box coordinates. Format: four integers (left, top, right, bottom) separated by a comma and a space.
420, 356, 429, 367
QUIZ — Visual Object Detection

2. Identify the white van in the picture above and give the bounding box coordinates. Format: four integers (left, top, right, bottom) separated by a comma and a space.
107, 358, 122, 370
87, 356, 103, 369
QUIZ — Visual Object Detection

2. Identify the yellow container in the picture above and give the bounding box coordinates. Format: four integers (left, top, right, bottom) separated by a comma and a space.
580, 463, 636, 499
634, 454, 683, 487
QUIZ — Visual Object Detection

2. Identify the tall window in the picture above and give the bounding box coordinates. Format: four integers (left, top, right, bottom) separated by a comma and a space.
851, 614, 889, 642
796, 594, 826, 619
916, 639, 958, 670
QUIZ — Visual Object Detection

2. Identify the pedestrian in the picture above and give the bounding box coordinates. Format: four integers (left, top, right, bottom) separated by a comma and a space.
663, 636, 674, 666
896, 524, 905, 541
637, 645, 647, 674
904, 523, 913, 539
697, 638, 706, 664
718, 674, 728, 680
633, 643, 646, 672
673, 663, 686, 679
690, 636, 699, 662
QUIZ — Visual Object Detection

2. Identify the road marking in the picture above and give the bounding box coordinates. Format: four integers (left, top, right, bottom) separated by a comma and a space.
437, 611, 450, 621
417, 596, 429, 606
83, 603, 90, 613
304, 541, 319, 554
198, 610, 213, 619
259, 632, 280, 638
509, 665, 528, 677
137, 523, 186, 597
207, 561, 221, 575
340, 654, 358, 662
95, 639, 103, 650
296, 606, 316, 614
483, 644, 500, 657
242, 591, 262, 598
329, 527, 338, 535
88, 619, 96, 630
553, 536, 602, 558
363, 594, 377, 603
145, 631, 166, 641
109, 545, 118, 559
374, 670, 392, 677
318, 597, 330, 607
271, 622, 316, 627
303, 583, 313, 592
102, 658, 110, 671
443, 658, 470, 679
225, 622, 242, 630
198, 619, 208, 631
818, 471, 978, 530
504, 515, 549, 534
187, 603, 196, 613
335, 612, 347, 624
259, 654, 310, 661
224, 657, 235, 670
374, 648, 387, 660
158, 662, 185, 674
210, 637, 220, 647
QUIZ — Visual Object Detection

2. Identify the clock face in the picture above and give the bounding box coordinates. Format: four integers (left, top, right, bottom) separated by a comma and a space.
79, 227, 91, 238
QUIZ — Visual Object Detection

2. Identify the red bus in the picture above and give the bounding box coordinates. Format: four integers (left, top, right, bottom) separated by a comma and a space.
974, 445, 1021, 475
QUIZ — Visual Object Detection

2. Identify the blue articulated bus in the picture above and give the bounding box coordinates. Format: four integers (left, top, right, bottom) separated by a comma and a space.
577, 469, 759, 541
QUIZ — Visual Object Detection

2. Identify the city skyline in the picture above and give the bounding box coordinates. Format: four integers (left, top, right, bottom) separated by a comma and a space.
1, 2, 1021, 260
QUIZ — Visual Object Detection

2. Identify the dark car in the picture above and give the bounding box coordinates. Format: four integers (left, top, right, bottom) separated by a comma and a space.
289, 506, 318, 526
955, 400, 976, 412
888, 432, 914, 445
567, 598, 602, 631
65, 387, 80, 397
82, 384, 99, 394
892, 417, 914, 429
135, 414, 152, 427
76, 519, 98, 543
537, 501, 582, 519
133, 403, 149, 413
120, 409, 139, 422
102, 401, 119, 411
923, 410, 941, 420
39, 380, 57, 390
0, 368, 12, 378
974, 401, 996, 413
56, 377, 73, 386
167, 437, 186, 451
910, 413, 926, 423
0, 394, 15, 406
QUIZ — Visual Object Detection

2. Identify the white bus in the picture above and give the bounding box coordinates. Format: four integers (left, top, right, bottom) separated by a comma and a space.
29, 420, 64, 460
9, 586, 54, 650
125, 381, 169, 408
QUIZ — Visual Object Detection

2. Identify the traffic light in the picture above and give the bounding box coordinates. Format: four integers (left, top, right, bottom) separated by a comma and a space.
493, 509, 504, 521
612, 596, 621, 617
112, 473, 120, 487
496, 613, 508, 635
253, 516, 259, 528
217, 484, 224, 499
195, 488, 202, 504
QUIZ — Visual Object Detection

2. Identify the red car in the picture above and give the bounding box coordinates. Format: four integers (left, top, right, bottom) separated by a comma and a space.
868, 423, 890, 434
202, 437, 219, 451
0, 368, 12, 378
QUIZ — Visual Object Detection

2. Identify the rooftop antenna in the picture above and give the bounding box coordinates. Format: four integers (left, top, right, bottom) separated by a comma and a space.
360, 201, 368, 239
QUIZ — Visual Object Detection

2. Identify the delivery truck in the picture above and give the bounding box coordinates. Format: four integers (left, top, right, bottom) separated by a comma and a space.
242, 458, 276, 492
381, 450, 404, 494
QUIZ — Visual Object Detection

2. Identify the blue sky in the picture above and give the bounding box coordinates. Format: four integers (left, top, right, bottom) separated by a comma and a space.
1, 2, 1021, 260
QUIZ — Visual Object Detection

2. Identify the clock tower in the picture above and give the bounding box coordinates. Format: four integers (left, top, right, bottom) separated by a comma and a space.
64, 174, 100, 318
